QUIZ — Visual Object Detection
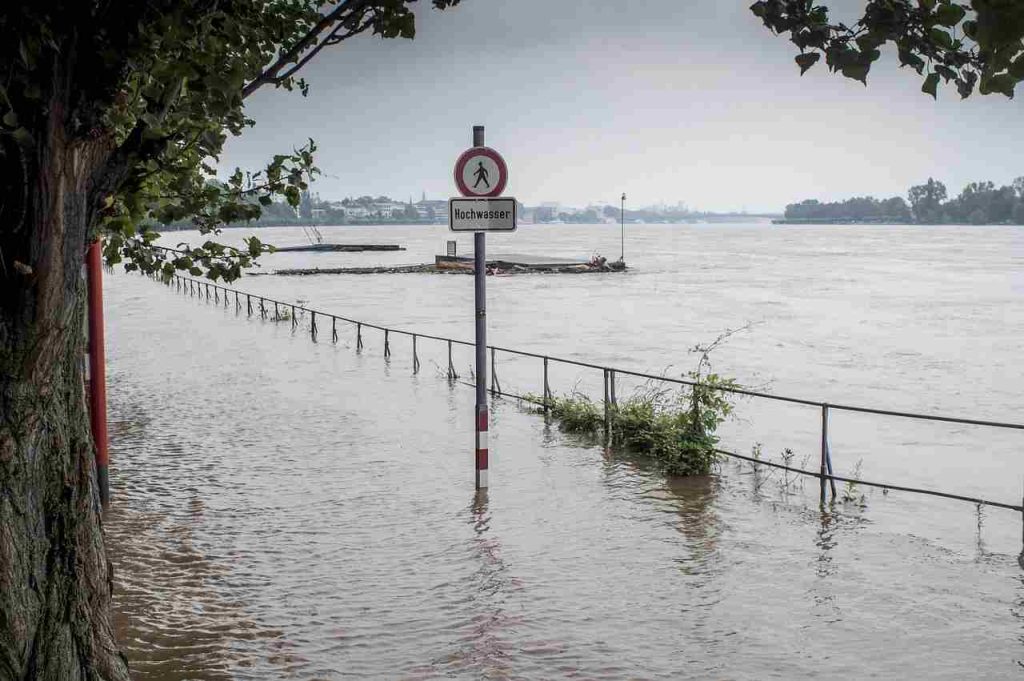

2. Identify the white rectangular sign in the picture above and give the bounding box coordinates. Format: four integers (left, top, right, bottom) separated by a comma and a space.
449, 197, 517, 232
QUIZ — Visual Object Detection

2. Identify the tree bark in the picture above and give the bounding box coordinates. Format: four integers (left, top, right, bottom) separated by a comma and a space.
0, 73, 129, 680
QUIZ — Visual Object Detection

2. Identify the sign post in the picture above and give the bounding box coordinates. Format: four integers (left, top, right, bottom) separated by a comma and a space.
451, 125, 515, 490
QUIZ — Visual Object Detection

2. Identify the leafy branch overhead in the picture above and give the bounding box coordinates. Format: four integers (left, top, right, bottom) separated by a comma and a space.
0, 1, 461, 282
750, 0, 1024, 98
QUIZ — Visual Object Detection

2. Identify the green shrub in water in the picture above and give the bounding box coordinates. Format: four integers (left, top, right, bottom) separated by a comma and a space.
525, 374, 735, 476
523, 328, 744, 476
546, 394, 604, 433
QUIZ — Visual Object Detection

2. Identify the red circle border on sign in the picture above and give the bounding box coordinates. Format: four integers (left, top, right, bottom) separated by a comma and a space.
454, 146, 508, 197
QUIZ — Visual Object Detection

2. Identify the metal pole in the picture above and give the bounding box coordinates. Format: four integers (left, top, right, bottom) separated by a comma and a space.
820, 404, 829, 503
824, 407, 837, 499
620, 193, 626, 262
474, 125, 489, 490
603, 369, 610, 433
85, 241, 110, 508
490, 347, 497, 395
543, 357, 551, 412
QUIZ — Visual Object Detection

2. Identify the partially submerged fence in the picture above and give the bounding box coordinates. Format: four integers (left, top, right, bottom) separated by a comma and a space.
157, 273, 1024, 519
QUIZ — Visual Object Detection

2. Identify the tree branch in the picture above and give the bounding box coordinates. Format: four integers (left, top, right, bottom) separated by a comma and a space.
241, 0, 375, 99
275, 18, 375, 85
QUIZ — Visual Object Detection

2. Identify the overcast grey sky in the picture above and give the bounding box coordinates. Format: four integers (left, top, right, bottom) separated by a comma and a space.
223, 0, 1024, 212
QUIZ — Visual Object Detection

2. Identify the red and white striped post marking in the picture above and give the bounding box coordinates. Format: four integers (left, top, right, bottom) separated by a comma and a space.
476, 404, 488, 488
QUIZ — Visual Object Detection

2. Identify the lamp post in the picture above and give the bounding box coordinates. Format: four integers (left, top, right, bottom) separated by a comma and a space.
620, 192, 626, 262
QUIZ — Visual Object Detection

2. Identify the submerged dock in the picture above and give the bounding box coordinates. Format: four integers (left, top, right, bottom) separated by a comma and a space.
268, 253, 626, 276
273, 243, 405, 253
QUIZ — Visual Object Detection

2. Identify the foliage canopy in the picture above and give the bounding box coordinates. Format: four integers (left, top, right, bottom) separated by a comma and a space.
0, 1, 460, 280
751, 0, 1024, 98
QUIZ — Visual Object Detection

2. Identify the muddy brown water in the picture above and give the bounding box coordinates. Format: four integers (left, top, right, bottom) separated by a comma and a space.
106, 223, 1024, 679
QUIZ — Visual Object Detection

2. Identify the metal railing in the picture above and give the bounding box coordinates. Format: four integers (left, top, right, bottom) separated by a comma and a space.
157, 272, 1024, 515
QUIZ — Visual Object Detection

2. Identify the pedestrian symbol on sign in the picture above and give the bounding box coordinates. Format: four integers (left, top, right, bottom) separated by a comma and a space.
454, 146, 507, 198
473, 162, 490, 189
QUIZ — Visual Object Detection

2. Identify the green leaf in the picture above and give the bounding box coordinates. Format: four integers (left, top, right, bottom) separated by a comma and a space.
795, 52, 820, 74
899, 47, 927, 74
955, 73, 976, 98
922, 72, 940, 98
1010, 55, 1024, 79
988, 73, 1017, 97
2, 111, 16, 127
935, 4, 966, 27
841, 62, 870, 84
928, 28, 954, 50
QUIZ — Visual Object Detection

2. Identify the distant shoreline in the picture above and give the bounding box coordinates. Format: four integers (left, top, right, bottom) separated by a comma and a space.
155, 216, 782, 231
772, 218, 913, 225
772, 218, 1020, 225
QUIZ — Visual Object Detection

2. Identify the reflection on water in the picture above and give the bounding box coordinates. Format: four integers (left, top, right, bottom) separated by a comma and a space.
432, 492, 521, 678
104, 224, 1024, 679
811, 509, 841, 623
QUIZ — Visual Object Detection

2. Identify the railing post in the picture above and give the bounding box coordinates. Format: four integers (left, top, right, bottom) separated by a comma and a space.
447, 340, 455, 379
820, 403, 829, 503
610, 370, 617, 407
603, 369, 610, 433
332, 317, 338, 344
357, 323, 363, 351
413, 335, 420, 373
543, 357, 551, 412
490, 348, 497, 396
311, 311, 317, 341
824, 405, 837, 499
384, 329, 391, 358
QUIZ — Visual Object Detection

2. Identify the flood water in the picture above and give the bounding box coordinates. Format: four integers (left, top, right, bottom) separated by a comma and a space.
105, 222, 1024, 679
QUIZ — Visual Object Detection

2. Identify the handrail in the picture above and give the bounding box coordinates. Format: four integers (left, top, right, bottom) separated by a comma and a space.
153, 272, 1024, 514
166, 273, 1024, 432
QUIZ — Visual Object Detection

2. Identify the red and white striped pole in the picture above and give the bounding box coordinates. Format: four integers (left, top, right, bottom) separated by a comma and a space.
85, 240, 110, 507
476, 400, 488, 489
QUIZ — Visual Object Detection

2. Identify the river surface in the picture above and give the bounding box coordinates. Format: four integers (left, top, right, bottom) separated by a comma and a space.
105, 222, 1024, 679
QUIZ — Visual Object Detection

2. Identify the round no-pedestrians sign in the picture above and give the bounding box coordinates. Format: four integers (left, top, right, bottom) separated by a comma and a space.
454, 146, 508, 197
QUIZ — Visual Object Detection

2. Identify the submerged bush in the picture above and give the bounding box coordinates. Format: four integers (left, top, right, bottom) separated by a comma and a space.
524, 328, 746, 476
547, 394, 604, 433
526, 373, 735, 476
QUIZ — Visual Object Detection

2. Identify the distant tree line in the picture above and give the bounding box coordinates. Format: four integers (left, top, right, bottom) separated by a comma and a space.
783, 177, 1024, 225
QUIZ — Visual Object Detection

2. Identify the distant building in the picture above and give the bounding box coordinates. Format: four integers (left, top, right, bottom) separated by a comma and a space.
341, 205, 370, 218
371, 202, 406, 218
416, 199, 449, 222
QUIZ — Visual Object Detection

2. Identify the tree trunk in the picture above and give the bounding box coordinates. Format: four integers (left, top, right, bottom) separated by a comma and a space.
0, 88, 129, 679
